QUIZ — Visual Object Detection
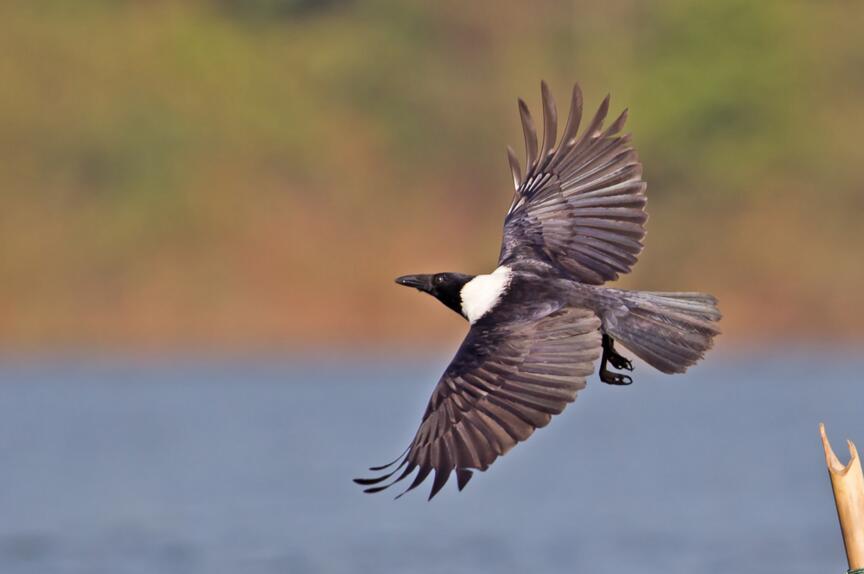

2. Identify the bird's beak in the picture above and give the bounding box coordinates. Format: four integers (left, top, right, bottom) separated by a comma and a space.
395, 274, 432, 292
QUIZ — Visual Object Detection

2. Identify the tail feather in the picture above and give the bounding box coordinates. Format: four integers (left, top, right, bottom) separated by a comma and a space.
604, 291, 720, 374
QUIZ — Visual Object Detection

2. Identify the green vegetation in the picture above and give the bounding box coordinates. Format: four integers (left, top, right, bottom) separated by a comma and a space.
1, 1, 861, 348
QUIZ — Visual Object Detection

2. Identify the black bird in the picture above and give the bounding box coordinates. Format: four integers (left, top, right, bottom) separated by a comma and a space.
355, 82, 720, 500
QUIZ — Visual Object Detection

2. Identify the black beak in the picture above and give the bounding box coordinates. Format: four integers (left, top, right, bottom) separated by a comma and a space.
395, 274, 432, 292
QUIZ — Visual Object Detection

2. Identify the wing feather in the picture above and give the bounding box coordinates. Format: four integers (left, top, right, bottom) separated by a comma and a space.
355, 306, 601, 499
518, 99, 539, 171
538, 81, 558, 163
506, 146, 522, 191
500, 82, 648, 284
555, 84, 583, 156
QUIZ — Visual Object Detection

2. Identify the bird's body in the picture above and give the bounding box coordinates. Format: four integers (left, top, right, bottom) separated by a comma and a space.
356, 82, 720, 499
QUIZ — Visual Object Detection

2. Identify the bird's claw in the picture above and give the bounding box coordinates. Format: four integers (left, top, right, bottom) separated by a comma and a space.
600, 371, 633, 386
608, 354, 633, 371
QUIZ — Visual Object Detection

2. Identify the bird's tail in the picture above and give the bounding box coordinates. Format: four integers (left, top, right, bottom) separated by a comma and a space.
602, 290, 721, 374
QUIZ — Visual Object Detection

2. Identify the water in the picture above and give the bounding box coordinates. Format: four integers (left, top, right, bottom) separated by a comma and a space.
0, 350, 861, 573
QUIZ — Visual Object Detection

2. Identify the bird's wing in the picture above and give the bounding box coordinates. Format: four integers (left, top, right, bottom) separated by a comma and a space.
498, 82, 647, 284
355, 305, 601, 499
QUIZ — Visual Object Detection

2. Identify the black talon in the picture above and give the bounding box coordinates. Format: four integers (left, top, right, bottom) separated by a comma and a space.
608, 353, 633, 371
600, 371, 632, 386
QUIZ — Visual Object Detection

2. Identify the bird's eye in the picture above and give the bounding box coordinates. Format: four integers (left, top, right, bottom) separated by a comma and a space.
435, 274, 446, 284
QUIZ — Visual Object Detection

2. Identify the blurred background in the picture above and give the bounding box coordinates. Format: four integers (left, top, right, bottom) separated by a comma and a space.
0, 1, 862, 573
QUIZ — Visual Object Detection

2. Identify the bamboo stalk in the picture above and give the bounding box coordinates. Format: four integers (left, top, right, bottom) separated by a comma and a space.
820, 423, 864, 571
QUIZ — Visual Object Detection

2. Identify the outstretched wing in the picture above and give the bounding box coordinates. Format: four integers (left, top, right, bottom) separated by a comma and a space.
355, 306, 601, 500
499, 82, 648, 285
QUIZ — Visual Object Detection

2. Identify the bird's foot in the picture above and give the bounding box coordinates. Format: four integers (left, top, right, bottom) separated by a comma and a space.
608, 351, 633, 371
600, 334, 633, 385
600, 369, 633, 386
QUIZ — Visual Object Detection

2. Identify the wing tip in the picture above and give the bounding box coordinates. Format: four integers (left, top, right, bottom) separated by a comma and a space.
538, 80, 558, 161
506, 145, 523, 190
357, 462, 475, 501
456, 468, 473, 491
427, 468, 452, 501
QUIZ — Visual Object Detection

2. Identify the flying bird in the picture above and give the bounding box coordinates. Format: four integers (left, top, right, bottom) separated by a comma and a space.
355, 82, 720, 500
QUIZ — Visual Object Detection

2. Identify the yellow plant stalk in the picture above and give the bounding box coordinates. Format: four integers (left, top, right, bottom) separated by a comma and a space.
820, 423, 864, 571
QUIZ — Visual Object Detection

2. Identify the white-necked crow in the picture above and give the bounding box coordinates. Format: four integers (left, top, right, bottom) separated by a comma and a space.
355, 82, 721, 500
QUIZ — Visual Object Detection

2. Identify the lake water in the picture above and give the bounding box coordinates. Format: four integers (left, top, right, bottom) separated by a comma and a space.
0, 349, 861, 574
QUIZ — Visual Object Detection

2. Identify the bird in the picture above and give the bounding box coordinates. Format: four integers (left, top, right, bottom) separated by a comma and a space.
354, 81, 721, 500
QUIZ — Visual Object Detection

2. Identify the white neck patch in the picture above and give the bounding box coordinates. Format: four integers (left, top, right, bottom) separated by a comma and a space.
460, 266, 512, 324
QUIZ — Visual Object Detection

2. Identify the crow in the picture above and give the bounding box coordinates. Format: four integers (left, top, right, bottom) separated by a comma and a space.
355, 82, 721, 500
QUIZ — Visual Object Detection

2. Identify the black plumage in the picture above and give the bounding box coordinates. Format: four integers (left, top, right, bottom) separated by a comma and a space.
355, 82, 721, 500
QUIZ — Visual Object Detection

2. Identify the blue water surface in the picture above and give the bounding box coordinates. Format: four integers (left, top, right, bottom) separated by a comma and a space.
0, 349, 861, 574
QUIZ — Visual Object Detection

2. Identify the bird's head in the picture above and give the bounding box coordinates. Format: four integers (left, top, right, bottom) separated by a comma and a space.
396, 272, 475, 319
